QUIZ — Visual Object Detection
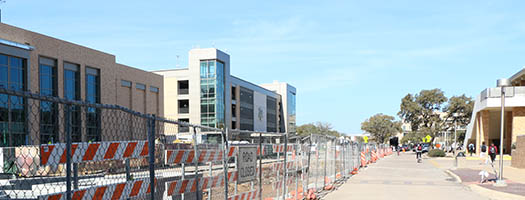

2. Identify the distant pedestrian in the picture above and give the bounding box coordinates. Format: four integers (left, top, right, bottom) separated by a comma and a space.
415, 144, 422, 162
468, 143, 475, 156
489, 143, 498, 163
480, 142, 488, 165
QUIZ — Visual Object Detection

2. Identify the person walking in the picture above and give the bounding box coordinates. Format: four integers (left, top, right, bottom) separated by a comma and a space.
489, 143, 498, 163
468, 143, 475, 156
480, 142, 488, 165
415, 143, 422, 162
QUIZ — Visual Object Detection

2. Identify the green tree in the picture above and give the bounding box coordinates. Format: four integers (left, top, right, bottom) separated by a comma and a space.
296, 122, 341, 137
361, 113, 402, 143
398, 89, 447, 142
443, 95, 474, 133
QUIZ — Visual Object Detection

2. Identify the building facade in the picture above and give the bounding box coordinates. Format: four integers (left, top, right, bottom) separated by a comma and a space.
154, 48, 296, 142
0, 23, 163, 146
465, 68, 525, 154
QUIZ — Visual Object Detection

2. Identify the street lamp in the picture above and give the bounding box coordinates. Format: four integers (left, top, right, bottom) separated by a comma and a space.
494, 78, 510, 187
0, 0, 5, 23
453, 113, 459, 154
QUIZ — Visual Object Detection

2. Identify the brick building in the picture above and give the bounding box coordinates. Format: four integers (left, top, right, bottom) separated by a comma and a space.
0, 23, 163, 146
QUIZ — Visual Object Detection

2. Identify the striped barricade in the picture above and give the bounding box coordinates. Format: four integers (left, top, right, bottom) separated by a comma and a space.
165, 171, 238, 196
272, 161, 296, 172
40, 140, 148, 166
165, 146, 237, 165
228, 190, 259, 200
273, 178, 294, 190
38, 178, 153, 200
360, 152, 366, 167
272, 144, 294, 153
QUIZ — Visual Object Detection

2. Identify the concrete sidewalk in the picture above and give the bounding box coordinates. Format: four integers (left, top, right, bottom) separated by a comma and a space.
431, 155, 525, 199
324, 153, 487, 200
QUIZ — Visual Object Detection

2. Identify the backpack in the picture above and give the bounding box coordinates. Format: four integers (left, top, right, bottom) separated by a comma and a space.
490, 146, 496, 154
417, 146, 422, 151
481, 145, 487, 152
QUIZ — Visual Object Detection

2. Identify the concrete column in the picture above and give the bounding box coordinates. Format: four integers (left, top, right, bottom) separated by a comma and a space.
482, 110, 490, 150
506, 111, 513, 154
476, 113, 481, 155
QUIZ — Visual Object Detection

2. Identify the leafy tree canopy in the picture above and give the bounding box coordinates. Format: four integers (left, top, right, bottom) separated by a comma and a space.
398, 89, 473, 144
361, 113, 401, 143
296, 122, 341, 137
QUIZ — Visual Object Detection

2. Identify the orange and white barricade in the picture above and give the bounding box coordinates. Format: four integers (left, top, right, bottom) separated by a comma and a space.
38, 178, 154, 200
166, 171, 238, 196
272, 144, 293, 153
40, 140, 149, 166
228, 190, 259, 200
165, 146, 237, 165
360, 152, 366, 167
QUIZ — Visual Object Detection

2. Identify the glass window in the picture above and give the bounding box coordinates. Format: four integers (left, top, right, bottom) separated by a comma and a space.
86, 67, 100, 142
64, 62, 81, 142
39, 57, 58, 144
121, 80, 131, 87
200, 62, 207, 78
0, 54, 27, 147
200, 60, 225, 130
136, 83, 146, 90
150, 86, 159, 93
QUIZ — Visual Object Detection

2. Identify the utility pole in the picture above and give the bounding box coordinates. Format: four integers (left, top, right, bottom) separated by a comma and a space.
0, 0, 5, 23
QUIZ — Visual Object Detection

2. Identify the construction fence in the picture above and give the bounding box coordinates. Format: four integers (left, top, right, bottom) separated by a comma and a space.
0, 88, 394, 200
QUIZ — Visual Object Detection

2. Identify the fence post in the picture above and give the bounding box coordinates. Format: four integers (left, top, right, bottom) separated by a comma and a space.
314, 135, 319, 191
73, 163, 78, 189
323, 136, 327, 189
259, 132, 263, 200
282, 133, 288, 200
333, 138, 336, 183
125, 158, 131, 180
222, 128, 229, 200
148, 115, 156, 200
208, 162, 213, 200
276, 139, 280, 199
65, 104, 72, 200
306, 134, 312, 192
342, 140, 345, 178
192, 127, 200, 200
182, 163, 186, 200
295, 141, 299, 200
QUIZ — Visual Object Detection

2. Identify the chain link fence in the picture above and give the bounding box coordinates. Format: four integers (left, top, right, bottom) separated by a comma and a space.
0, 88, 393, 200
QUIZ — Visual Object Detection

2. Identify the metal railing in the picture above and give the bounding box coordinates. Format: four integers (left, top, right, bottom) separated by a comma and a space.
0, 88, 392, 200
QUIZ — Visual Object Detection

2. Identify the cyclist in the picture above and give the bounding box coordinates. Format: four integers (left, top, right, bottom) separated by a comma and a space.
415, 143, 423, 162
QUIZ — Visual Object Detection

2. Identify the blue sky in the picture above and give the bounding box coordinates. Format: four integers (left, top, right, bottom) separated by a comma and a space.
2, 1, 524, 134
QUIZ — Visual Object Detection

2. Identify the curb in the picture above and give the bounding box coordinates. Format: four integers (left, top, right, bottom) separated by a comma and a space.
446, 169, 525, 200
468, 184, 525, 200
444, 169, 462, 183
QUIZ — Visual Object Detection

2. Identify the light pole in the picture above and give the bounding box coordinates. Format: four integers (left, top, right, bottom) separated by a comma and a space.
495, 78, 510, 187
0, 0, 5, 23
453, 113, 459, 154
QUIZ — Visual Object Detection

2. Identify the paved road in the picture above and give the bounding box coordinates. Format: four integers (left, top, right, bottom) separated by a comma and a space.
324, 153, 489, 200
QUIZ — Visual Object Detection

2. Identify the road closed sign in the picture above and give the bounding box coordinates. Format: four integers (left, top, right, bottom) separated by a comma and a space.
237, 146, 257, 184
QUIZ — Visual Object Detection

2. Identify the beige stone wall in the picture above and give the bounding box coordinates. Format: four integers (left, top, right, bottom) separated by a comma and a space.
0, 23, 163, 144
512, 107, 525, 145
512, 135, 525, 168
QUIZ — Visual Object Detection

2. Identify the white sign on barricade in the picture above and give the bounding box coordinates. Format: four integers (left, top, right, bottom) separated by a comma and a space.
237, 146, 257, 184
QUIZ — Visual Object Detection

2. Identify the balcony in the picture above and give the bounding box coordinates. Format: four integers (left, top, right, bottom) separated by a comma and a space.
178, 89, 189, 95
178, 100, 189, 114
178, 80, 189, 95
477, 86, 525, 111
178, 126, 189, 133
